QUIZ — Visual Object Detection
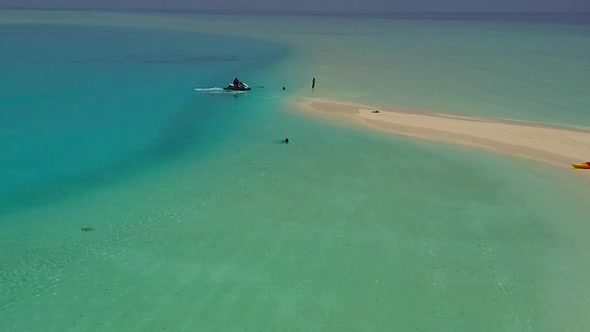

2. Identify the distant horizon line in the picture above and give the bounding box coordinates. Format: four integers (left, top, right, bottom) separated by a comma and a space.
1, 8, 589, 15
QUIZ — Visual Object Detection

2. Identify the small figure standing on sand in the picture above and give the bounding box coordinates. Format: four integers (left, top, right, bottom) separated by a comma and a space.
312, 77, 316, 89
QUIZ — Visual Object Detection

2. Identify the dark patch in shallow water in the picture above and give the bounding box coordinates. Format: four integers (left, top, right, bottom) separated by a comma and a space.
0, 96, 222, 217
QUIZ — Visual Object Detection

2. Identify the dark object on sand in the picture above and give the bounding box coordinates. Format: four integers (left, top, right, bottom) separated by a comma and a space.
81, 227, 94, 232
372, 110, 380, 113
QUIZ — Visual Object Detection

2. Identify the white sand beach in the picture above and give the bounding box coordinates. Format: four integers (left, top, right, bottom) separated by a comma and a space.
298, 98, 590, 169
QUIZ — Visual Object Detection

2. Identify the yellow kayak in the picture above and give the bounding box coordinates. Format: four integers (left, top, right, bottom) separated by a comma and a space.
572, 163, 590, 169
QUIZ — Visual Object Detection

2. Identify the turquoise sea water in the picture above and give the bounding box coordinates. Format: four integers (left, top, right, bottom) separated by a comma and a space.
3, 11, 589, 124
270, 16, 590, 126
1, 12, 590, 331
0, 24, 287, 213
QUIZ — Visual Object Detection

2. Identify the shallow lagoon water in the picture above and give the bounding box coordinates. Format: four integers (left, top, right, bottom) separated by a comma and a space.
1, 13, 590, 331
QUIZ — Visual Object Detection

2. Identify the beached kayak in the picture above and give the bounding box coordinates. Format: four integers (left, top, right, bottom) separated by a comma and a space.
572, 162, 590, 169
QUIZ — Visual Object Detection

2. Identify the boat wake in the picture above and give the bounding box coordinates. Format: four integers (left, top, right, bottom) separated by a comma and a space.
193, 87, 250, 94
193, 87, 225, 93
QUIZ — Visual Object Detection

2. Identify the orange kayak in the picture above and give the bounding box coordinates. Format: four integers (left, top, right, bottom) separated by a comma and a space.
572, 163, 590, 169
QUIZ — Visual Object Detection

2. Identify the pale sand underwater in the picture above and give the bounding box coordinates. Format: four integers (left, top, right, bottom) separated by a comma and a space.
297, 98, 590, 170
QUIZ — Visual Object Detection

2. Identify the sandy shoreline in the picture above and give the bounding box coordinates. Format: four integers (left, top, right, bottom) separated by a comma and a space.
297, 98, 590, 169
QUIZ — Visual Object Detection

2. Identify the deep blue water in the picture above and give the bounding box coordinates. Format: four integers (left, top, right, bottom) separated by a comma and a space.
0, 24, 288, 213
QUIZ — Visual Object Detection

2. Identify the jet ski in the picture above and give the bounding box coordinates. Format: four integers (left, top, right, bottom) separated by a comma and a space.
223, 82, 251, 91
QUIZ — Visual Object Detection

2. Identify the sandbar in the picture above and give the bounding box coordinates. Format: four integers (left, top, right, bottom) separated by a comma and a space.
297, 98, 590, 169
